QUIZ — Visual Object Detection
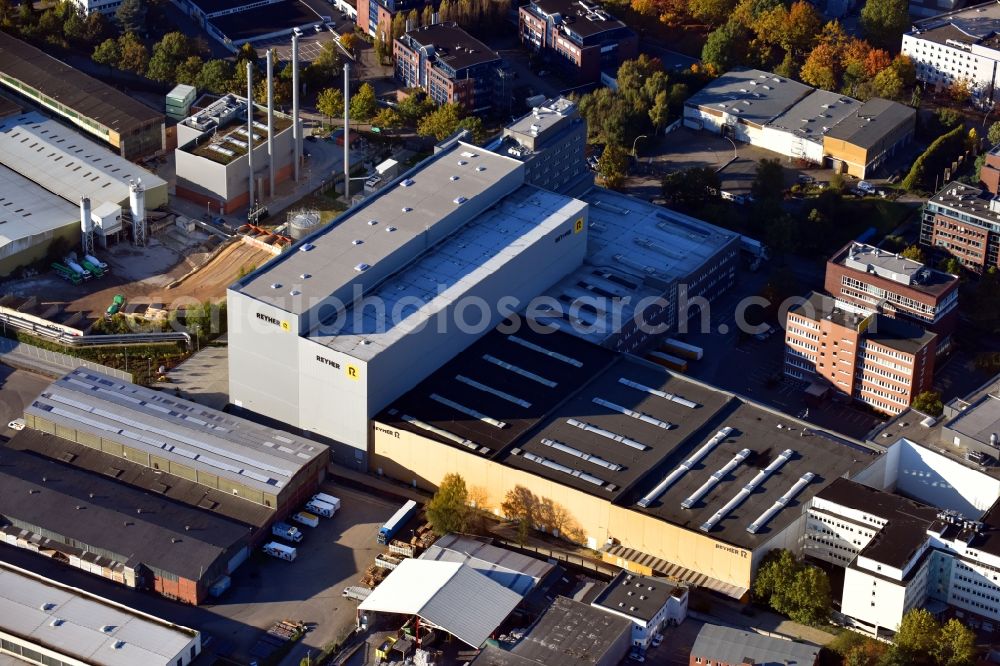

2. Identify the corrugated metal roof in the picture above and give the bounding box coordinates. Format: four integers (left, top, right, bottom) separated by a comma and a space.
419, 534, 555, 596
359, 559, 522, 647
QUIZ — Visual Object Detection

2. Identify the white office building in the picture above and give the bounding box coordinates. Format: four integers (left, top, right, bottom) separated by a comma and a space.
903, 2, 1000, 102
805, 476, 1000, 639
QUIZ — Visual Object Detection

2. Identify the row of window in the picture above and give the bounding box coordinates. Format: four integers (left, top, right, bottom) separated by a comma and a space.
840, 275, 937, 317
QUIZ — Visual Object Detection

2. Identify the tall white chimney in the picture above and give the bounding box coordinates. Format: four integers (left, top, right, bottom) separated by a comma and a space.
80, 197, 94, 257
129, 179, 146, 246
266, 48, 275, 198
344, 62, 350, 201
292, 31, 301, 182
247, 61, 255, 208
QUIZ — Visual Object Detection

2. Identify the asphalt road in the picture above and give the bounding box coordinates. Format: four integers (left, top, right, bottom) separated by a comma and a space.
0, 365, 49, 439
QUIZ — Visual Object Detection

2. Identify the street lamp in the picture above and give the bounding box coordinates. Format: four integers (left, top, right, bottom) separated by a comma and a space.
632, 134, 649, 158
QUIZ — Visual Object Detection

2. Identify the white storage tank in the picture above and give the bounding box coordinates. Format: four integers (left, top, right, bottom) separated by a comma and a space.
288, 209, 321, 240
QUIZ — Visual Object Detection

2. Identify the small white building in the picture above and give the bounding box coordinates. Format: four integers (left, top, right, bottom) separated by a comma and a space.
590, 572, 687, 649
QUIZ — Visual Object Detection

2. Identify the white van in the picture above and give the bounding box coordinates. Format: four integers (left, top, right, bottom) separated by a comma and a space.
263, 542, 297, 561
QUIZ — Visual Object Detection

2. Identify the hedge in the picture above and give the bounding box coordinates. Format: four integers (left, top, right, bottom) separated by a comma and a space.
902, 125, 966, 192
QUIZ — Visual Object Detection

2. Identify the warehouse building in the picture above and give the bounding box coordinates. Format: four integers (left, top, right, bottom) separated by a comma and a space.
175, 94, 295, 213
0, 33, 164, 159
591, 572, 687, 650
24, 368, 329, 514
0, 112, 168, 211
419, 534, 556, 596
372, 331, 879, 597
0, 560, 201, 666
535, 189, 741, 352
690, 624, 820, 666
492, 96, 588, 194
684, 69, 915, 176
228, 140, 588, 465
0, 164, 79, 277
0, 441, 252, 605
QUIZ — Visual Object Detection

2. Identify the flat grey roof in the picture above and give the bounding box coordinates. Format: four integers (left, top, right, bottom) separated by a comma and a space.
309, 185, 586, 360
946, 393, 1000, 447
505, 97, 578, 143
536, 188, 739, 344
910, 1, 1000, 47
419, 534, 555, 596
234, 142, 524, 314
830, 241, 958, 297
0, 561, 197, 666
0, 112, 166, 206
824, 98, 915, 150
686, 68, 812, 127
767, 89, 859, 142
400, 23, 501, 71
5, 432, 274, 529
591, 571, 682, 622
26, 368, 327, 494
927, 181, 1000, 226
0, 163, 78, 261
626, 391, 877, 550
511, 596, 631, 665
0, 439, 249, 582
501, 357, 729, 502
692, 624, 820, 665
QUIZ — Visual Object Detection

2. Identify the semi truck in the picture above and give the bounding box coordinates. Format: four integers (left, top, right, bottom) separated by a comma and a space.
80, 257, 104, 279
305, 498, 336, 518
84, 254, 109, 272
291, 511, 319, 528
262, 542, 297, 561
647, 350, 688, 373
377, 500, 418, 545
663, 338, 704, 361
271, 522, 303, 543
313, 492, 341, 513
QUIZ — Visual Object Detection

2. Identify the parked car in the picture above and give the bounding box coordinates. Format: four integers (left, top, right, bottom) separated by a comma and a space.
797, 174, 815, 184
629, 649, 645, 663
7, 418, 25, 431
856, 180, 874, 193
651, 634, 664, 648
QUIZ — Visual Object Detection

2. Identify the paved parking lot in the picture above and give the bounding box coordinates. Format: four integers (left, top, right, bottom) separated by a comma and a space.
0, 364, 49, 440
261, 25, 346, 65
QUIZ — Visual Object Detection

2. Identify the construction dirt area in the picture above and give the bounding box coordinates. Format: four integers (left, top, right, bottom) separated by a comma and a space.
1, 228, 279, 320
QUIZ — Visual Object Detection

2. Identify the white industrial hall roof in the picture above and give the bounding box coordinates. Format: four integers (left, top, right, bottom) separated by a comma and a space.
0, 111, 166, 206
26, 368, 327, 494
359, 559, 522, 647
0, 561, 198, 666
419, 534, 555, 596
0, 162, 78, 263
234, 141, 524, 314
309, 184, 585, 360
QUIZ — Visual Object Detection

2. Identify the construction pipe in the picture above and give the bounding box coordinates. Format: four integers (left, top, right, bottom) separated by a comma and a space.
266, 48, 275, 198
246, 61, 254, 207
344, 61, 350, 201
292, 31, 301, 182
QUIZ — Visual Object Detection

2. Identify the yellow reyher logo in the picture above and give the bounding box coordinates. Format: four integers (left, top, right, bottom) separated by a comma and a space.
346, 365, 360, 380
280, 320, 291, 332
574, 218, 584, 233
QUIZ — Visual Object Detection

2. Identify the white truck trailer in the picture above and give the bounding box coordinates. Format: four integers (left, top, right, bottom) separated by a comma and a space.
263, 542, 297, 561
305, 499, 336, 518
291, 511, 320, 528
312, 492, 342, 512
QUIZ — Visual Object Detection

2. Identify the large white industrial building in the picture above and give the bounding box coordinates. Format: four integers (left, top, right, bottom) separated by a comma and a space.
0, 111, 167, 275
228, 140, 588, 466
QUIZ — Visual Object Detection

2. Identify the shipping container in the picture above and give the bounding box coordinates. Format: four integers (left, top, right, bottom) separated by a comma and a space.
663, 338, 704, 361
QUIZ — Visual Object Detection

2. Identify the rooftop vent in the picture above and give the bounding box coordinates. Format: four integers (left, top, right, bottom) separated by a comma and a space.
454, 196, 467, 204
51, 619, 65, 627
300, 273, 311, 279
299, 243, 314, 252
457, 160, 468, 166
101, 625, 115, 633
386, 226, 397, 232
352, 239, 363, 245
40, 603, 56, 611
367, 219, 378, 226
111, 641, 126, 650
269, 283, 282, 289
401, 207, 412, 212
450, 175, 459, 181
354, 263, 370, 272
399, 178, 415, 187
475, 166, 486, 172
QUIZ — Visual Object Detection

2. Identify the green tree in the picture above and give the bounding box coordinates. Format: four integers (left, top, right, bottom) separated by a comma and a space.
911, 391, 943, 417
417, 102, 463, 140
391, 11, 406, 41
316, 87, 345, 124
426, 473, 469, 536
174, 55, 203, 85
989, 121, 1000, 146
372, 106, 403, 130
374, 33, 388, 64
872, 67, 903, 100
900, 245, 927, 263
661, 167, 720, 209
340, 31, 359, 54
64, 7, 88, 46
115, 0, 147, 35
196, 59, 233, 93
84, 11, 112, 47
306, 41, 341, 88
457, 115, 485, 143
939, 256, 964, 275
861, 0, 909, 50
235, 41, 257, 65
690, 0, 737, 25
439, 0, 452, 21
648, 90, 670, 131
92, 38, 120, 74
751, 158, 785, 201
933, 618, 976, 666
421, 3, 433, 25
398, 89, 435, 123
597, 143, 629, 189
117, 32, 148, 75
702, 21, 748, 74
752, 549, 831, 624
38, 9, 63, 44
146, 31, 192, 82
350, 82, 377, 121
894, 608, 941, 659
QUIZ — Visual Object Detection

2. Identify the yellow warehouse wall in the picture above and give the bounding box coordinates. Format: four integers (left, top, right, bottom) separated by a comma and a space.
823, 138, 868, 178
372, 424, 753, 592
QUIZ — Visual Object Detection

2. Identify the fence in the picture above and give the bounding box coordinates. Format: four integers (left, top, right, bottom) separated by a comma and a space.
0, 338, 132, 382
